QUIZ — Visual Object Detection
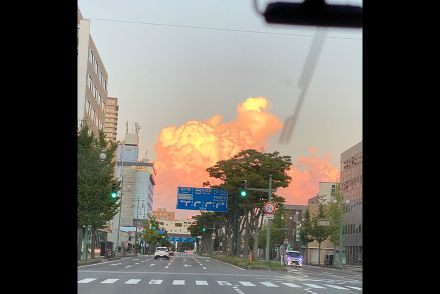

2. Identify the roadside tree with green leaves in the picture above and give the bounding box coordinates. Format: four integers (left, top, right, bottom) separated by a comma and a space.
206, 149, 292, 259
259, 204, 287, 258
299, 208, 314, 264
78, 125, 120, 259
311, 195, 330, 265
328, 184, 343, 254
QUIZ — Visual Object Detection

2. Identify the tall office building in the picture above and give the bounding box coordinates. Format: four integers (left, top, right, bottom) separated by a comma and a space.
340, 142, 362, 265
104, 97, 119, 142
107, 128, 155, 250
77, 7, 109, 136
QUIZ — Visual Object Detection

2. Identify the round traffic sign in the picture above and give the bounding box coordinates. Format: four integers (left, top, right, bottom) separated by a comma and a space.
263, 201, 276, 214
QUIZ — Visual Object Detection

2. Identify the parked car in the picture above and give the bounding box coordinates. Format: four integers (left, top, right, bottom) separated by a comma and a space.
154, 247, 170, 259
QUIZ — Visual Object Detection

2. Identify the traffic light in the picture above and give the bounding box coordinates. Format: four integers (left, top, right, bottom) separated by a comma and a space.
202, 227, 206, 232
111, 183, 117, 199
240, 180, 247, 197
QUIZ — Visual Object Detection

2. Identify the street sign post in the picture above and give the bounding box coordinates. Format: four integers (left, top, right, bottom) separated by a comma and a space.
176, 187, 228, 212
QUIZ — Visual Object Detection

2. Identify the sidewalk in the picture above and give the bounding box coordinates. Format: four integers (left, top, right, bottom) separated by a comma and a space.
302, 263, 362, 274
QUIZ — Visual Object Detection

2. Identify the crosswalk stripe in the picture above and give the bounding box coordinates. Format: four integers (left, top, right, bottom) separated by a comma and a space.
217, 281, 232, 286
304, 283, 325, 288
125, 279, 141, 284
260, 282, 279, 287
282, 282, 302, 288
325, 284, 349, 289
78, 278, 96, 284
239, 281, 255, 286
196, 281, 209, 285
173, 280, 185, 285
347, 286, 362, 290
101, 279, 119, 284
149, 279, 163, 285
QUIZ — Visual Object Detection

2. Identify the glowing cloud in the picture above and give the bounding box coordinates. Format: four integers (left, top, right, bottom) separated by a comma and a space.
153, 97, 282, 217
278, 147, 340, 204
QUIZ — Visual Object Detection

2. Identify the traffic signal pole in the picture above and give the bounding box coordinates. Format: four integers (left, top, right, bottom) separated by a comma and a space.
232, 191, 239, 256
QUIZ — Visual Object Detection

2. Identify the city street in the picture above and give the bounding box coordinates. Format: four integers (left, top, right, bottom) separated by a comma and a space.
78, 254, 362, 294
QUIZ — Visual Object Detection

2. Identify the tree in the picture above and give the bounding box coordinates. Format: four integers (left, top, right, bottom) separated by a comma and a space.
78, 126, 120, 259
299, 208, 314, 264
328, 184, 343, 258
143, 217, 161, 253
312, 195, 330, 266
206, 149, 292, 258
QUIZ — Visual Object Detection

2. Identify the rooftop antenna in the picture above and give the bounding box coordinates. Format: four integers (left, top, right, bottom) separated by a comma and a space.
135, 122, 141, 135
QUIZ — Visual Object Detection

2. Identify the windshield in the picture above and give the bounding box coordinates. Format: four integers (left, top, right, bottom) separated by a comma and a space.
287, 252, 301, 258
156, 247, 167, 251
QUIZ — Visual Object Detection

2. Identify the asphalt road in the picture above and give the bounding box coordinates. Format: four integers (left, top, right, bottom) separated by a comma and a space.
78, 253, 362, 294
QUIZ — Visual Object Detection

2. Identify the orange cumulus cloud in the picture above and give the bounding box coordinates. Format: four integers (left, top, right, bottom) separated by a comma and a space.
277, 147, 340, 205
153, 97, 282, 217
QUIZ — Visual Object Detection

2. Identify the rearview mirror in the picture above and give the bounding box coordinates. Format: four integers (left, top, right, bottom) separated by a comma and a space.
262, 0, 362, 28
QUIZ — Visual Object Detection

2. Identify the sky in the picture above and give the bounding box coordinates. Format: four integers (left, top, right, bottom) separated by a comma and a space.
78, 0, 362, 218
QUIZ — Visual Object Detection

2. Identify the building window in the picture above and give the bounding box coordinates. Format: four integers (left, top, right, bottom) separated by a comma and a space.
88, 75, 92, 90
100, 71, 104, 84
104, 80, 107, 91
86, 101, 91, 114
95, 61, 99, 74
94, 86, 98, 98
88, 50, 93, 64
175, 223, 182, 227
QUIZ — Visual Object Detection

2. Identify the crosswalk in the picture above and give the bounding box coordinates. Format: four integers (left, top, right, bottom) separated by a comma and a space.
78, 277, 361, 290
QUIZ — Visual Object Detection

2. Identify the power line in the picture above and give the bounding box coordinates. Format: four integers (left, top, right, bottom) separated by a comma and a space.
88, 17, 361, 40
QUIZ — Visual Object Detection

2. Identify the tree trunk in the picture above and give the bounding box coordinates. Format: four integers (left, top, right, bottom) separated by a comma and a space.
78, 227, 84, 260
252, 216, 259, 261
318, 242, 321, 266
305, 243, 309, 264
91, 229, 96, 259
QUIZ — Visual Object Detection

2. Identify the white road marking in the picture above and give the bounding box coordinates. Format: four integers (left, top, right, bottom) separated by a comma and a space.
125, 265, 132, 268
260, 281, 279, 287
149, 280, 163, 285
165, 266, 169, 268
173, 280, 185, 285
135, 263, 139, 265
125, 279, 141, 284
239, 281, 255, 286
78, 278, 96, 284
203, 267, 207, 269
101, 279, 119, 284
282, 282, 302, 287
347, 286, 362, 290
141, 261, 145, 263
133, 259, 139, 261
218, 281, 232, 286
325, 284, 349, 289
196, 280, 209, 285
110, 263, 121, 266
184, 264, 192, 267
304, 283, 325, 288
150, 264, 155, 266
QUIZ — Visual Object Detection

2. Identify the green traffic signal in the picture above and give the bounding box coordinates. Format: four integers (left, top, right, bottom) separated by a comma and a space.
202, 227, 206, 232
111, 191, 117, 198
240, 189, 247, 197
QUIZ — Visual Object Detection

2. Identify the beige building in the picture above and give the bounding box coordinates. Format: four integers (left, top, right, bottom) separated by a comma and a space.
77, 7, 109, 137
153, 208, 175, 221
158, 220, 195, 235
302, 203, 336, 265
104, 97, 119, 142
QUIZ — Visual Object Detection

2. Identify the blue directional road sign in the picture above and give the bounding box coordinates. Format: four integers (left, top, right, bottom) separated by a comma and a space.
168, 236, 196, 243
176, 187, 228, 212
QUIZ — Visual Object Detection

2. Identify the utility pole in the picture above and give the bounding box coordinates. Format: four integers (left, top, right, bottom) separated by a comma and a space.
265, 175, 272, 262
116, 143, 124, 256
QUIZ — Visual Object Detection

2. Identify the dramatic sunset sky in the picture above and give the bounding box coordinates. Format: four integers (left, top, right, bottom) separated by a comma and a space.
78, 0, 362, 218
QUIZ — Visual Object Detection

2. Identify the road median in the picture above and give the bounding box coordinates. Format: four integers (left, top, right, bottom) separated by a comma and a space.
201, 253, 286, 271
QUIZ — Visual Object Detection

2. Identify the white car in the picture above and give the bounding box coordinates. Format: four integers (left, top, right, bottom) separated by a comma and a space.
154, 247, 170, 259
